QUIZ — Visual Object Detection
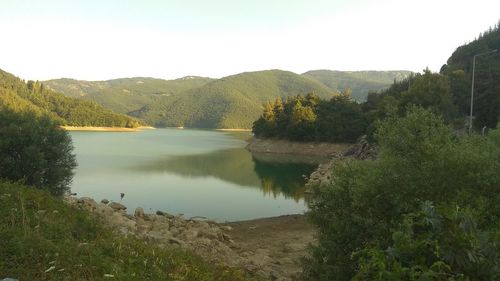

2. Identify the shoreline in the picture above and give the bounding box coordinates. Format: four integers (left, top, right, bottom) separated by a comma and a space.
246, 137, 352, 157
61, 126, 155, 132
216, 128, 252, 132
66, 195, 314, 281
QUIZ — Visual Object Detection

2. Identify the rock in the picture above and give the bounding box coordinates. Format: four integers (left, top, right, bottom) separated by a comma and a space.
101, 199, 109, 204
168, 237, 185, 246
108, 202, 126, 211
221, 225, 233, 231
180, 229, 199, 241
134, 207, 145, 218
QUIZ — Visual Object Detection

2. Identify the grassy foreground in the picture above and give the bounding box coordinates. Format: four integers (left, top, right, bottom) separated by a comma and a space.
0, 181, 257, 281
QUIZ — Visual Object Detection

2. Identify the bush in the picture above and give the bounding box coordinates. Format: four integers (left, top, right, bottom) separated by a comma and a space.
354, 202, 500, 281
0, 109, 77, 196
302, 107, 500, 281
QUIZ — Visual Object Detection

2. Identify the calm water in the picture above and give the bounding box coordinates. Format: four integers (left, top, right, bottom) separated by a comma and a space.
70, 129, 318, 222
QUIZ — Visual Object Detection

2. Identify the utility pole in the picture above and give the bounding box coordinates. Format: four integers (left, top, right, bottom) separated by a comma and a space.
469, 49, 497, 134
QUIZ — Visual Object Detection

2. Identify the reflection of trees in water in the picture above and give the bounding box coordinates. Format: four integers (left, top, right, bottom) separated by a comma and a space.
252, 157, 317, 202
132, 148, 317, 200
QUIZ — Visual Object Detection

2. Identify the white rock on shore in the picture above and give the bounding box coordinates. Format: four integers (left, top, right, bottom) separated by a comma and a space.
63, 196, 290, 280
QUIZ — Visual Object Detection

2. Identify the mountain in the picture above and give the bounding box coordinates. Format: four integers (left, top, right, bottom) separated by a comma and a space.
440, 22, 500, 128
44, 76, 214, 114
303, 70, 412, 101
130, 70, 337, 128
44, 69, 412, 129
0, 69, 141, 127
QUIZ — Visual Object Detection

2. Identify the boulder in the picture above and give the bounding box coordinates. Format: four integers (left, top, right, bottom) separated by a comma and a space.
134, 207, 145, 218
108, 202, 126, 211
101, 199, 109, 204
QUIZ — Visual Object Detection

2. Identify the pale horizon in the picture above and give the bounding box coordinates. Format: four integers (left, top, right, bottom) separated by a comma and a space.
1, 0, 499, 81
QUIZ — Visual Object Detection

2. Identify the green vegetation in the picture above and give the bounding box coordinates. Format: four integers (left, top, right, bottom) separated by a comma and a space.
0, 69, 141, 128
302, 107, 500, 281
253, 92, 367, 142
0, 109, 76, 196
46, 69, 410, 129
129, 70, 336, 128
44, 76, 214, 114
0, 181, 256, 281
303, 70, 412, 101
441, 22, 500, 129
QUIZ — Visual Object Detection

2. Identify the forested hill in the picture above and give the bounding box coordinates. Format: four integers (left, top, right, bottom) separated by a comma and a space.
44, 76, 214, 114
0, 69, 141, 128
303, 70, 412, 101
45, 69, 410, 129
129, 70, 337, 128
440, 22, 500, 128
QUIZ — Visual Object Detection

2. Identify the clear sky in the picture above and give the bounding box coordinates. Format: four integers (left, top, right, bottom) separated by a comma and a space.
0, 0, 499, 81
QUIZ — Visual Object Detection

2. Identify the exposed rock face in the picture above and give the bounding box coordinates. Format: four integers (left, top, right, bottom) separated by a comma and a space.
306, 135, 377, 188
342, 135, 377, 160
64, 196, 304, 281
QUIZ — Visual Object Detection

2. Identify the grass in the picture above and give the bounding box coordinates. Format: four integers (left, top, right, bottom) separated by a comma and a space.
0, 181, 258, 281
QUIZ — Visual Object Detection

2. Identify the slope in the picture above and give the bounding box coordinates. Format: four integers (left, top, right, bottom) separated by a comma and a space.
130, 69, 337, 128
303, 70, 412, 101
440, 22, 500, 129
44, 76, 214, 114
0, 69, 141, 127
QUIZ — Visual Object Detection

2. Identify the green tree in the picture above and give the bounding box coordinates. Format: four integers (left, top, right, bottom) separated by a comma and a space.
0, 109, 77, 196
303, 107, 500, 281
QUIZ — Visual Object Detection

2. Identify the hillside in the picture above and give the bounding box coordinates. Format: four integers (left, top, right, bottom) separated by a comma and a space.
130, 70, 337, 128
0, 69, 141, 127
44, 76, 214, 114
303, 70, 412, 101
44, 69, 413, 129
440, 23, 500, 129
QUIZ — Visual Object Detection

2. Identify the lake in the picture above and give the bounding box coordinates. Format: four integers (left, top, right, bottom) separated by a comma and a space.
70, 129, 319, 222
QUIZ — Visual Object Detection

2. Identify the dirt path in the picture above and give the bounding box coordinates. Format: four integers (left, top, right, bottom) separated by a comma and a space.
226, 215, 316, 280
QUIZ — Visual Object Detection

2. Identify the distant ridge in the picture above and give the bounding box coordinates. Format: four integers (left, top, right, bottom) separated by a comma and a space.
44, 69, 411, 129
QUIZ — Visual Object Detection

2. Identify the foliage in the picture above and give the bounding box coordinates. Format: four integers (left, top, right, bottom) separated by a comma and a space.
47, 69, 411, 129
353, 202, 500, 281
0, 109, 77, 196
0, 68, 141, 128
302, 107, 500, 281
130, 70, 336, 129
44, 76, 214, 114
303, 70, 412, 102
253, 92, 367, 143
441, 23, 500, 130
0, 181, 258, 281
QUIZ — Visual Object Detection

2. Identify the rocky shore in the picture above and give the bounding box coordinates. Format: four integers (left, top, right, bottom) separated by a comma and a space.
245, 137, 351, 157
64, 196, 314, 281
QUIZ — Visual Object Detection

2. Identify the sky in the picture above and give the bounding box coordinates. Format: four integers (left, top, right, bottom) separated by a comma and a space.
0, 0, 499, 81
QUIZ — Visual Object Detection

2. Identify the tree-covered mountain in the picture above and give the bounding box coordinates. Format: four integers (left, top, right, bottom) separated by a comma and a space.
441, 21, 500, 129
45, 69, 410, 129
303, 70, 412, 101
0, 69, 141, 127
44, 76, 214, 114
130, 70, 337, 128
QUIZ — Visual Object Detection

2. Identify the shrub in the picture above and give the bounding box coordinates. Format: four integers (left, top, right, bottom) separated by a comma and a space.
0, 109, 77, 196
302, 107, 500, 281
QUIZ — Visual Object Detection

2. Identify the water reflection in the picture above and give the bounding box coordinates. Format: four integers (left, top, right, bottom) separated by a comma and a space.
133, 148, 319, 201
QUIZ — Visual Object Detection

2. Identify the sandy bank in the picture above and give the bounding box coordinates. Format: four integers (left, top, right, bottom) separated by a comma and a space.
61, 126, 155, 132
246, 137, 352, 157
216, 128, 252, 132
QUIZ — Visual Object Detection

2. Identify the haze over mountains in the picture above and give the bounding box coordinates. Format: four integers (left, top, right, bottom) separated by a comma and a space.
44, 69, 411, 129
